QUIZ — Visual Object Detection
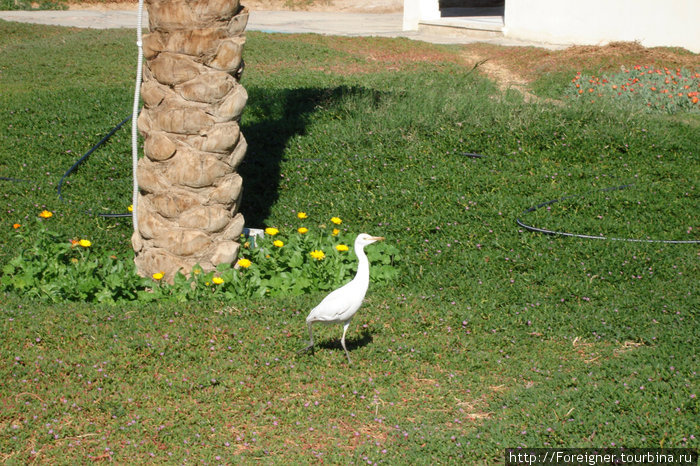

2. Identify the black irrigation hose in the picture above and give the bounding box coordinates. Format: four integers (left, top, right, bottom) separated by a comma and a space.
0, 176, 31, 183
2, 114, 134, 218
4, 131, 699, 244
462, 152, 699, 244
56, 114, 134, 218
516, 183, 700, 244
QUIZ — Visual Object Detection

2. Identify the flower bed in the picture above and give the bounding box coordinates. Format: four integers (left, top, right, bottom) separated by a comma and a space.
569, 65, 700, 113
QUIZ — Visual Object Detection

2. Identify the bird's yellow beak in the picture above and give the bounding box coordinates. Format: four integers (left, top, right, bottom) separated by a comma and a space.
371, 236, 385, 242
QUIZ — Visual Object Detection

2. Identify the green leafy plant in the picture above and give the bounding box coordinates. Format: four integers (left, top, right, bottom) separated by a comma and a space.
1, 219, 145, 304
140, 215, 401, 302
238, 219, 399, 296
0, 215, 401, 304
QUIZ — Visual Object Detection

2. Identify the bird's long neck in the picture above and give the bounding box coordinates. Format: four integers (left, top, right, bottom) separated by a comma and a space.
354, 244, 370, 289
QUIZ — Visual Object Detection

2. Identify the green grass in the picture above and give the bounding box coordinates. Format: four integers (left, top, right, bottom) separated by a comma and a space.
1, 21, 699, 463
0, 0, 66, 11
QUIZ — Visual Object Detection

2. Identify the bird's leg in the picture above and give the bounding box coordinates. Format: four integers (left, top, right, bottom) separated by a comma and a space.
297, 321, 315, 355
307, 321, 315, 355
341, 322, 351, 365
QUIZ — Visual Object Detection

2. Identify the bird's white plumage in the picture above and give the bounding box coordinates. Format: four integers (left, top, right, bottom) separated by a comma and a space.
301, 233, 384, 364
307, 278, 364, 323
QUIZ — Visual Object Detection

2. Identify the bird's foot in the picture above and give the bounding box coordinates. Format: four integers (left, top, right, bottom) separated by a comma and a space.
297, 344, 314, 356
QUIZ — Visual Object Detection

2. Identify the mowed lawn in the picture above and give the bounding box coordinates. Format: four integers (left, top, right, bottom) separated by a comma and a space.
0, 21, 698, 463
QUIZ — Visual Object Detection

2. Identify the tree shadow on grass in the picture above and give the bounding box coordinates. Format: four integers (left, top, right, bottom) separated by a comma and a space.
238, 85, 384, 227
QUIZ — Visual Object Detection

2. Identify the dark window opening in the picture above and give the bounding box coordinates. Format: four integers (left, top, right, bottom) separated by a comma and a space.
439, 0, 505, 19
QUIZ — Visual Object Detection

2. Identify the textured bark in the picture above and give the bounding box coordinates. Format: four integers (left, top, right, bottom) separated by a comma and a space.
133, 0, 248, 282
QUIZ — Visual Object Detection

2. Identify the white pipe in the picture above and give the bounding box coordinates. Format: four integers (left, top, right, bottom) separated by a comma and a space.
131, 0, 145, 233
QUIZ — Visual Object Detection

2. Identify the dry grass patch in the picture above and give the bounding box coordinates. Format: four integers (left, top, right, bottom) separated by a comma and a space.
461, 41, 699, 87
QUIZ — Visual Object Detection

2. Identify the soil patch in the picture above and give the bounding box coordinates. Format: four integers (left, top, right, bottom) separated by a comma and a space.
463, 41, 699, 86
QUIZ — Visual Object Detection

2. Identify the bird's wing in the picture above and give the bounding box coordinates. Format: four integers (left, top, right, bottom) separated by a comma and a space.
306, 283, 362, 323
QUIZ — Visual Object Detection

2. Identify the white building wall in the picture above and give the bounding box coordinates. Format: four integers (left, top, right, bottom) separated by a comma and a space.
403, 0, 421, 30
403, 0, 439, 30
404, 0, 700, 53
504, 0, 700, 52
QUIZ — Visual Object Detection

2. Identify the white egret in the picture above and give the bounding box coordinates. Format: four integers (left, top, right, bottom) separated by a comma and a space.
300, 233, 384, 364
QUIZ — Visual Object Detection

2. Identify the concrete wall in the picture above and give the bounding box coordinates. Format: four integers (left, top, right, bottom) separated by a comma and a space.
504, 0, 700, 52
404, 0, 439, 29
404, 0, 700, 53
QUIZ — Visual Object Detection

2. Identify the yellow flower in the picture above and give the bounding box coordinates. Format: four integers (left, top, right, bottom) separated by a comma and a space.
297, 212, 308, 219
13, 223, 20, 229
273, 240, 284, 248
78, 239, 91, 248
332, 228, 340, 236
298, 227, 309, 234
335, 244, 349, 252
310, 249, 325, 260
237, 258, 252, 268
330, 217, 342, 225
212, 277, 224, 285
127, 204, 133, 212
152, 272, 164, 281
265, 227, 279, 236
38, 210, 53, 219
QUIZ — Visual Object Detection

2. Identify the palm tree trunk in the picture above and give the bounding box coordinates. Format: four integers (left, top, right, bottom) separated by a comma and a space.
132, 0, 249, 282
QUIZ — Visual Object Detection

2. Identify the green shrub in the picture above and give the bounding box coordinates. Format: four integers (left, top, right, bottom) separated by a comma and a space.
1, 215, 400, 304
1, 218, 144, 303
